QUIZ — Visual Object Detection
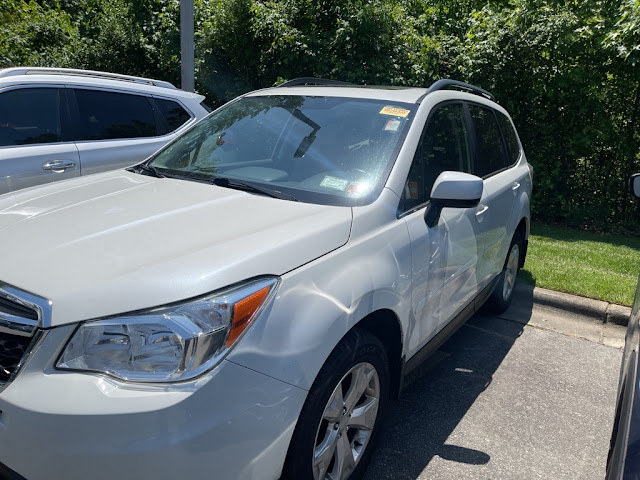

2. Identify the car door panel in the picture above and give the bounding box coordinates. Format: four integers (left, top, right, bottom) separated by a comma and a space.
402, 101, 487, 348
438, 206, 484, 323
469, 105, 531, 279
68, 87, 175, 176
0, 86, 80, 194
404, 210, 447, 346
75, 137, 173, 175
468, 103, 517, 282
0, 144, 80, 194
481, 166, 528, 277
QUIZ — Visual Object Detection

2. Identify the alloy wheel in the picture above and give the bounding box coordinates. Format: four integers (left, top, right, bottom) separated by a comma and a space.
312, 362, 380, 480
502, 243, 520, 302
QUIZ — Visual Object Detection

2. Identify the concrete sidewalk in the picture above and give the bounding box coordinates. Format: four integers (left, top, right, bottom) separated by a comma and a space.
505, 282, 631, 348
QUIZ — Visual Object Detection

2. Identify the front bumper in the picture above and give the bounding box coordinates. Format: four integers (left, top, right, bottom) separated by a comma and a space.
0, 326, 307, 480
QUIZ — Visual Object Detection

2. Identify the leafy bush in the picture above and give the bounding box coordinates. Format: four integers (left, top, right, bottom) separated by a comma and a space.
1, 0, 639, 232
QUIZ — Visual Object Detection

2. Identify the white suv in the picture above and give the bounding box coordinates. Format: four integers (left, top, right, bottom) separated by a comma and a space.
0, 67, 210, 194
0, 78, 531, 480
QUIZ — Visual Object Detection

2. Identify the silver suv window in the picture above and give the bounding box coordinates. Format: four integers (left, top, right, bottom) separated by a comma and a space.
401, 102, 471, 212
496, 111, 521, 165
148, 95, 416, 206
469, 104, 509, 178
73, 89, 158, 140
156, 98, 192, 134
0, 88, 63, 146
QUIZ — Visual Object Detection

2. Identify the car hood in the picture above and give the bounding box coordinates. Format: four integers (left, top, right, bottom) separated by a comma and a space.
0, 171, 352, 326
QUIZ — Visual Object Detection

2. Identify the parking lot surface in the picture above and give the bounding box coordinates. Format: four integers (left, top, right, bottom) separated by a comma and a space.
364, 293, 624, 479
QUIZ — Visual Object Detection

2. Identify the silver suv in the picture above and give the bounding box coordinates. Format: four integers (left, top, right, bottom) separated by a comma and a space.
0, 78, 532, 480
0, 67, 210, 194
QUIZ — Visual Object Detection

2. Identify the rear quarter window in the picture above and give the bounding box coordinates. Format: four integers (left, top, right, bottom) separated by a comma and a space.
156, 98, 192, 134
496, 112, 521, 165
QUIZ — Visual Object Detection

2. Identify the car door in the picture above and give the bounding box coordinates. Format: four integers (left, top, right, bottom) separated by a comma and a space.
401, 102, 486, 344
0, 86, 80, 194
468, 104, 525, 282
69, 88, 178, 175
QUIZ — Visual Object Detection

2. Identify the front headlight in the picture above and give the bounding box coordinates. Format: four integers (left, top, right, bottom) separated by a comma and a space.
56, 277, 278, 383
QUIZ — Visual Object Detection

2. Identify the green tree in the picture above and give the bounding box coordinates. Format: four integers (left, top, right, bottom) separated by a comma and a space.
0, 0, 80, 66
1, 0, 638, 231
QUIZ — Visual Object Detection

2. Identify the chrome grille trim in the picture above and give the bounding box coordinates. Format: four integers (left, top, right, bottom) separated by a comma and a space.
0, 282, 52, 389
0, 281, 52, 330
0, 318, 35, 337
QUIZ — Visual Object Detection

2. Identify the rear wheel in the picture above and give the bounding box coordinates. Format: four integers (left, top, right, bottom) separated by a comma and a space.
282, 329, 389, 480
484, 234, 522, 314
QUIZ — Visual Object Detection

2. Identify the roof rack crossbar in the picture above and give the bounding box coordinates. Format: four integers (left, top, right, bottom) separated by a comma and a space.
0, 67, 177, 90
426, 79, 495, 102
278, 77, 355, 87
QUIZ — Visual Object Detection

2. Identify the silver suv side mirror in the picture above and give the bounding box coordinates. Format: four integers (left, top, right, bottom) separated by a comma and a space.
425, 171, 484, 227
630, 173, 640, 199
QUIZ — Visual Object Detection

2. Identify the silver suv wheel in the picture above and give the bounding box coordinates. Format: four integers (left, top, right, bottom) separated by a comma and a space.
282, 329, 389, 480
484, 233, 523, 314
502, 243, 520, 302
313, 362, 380, 480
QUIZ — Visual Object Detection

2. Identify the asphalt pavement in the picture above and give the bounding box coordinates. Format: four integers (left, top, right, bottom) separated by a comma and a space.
363, 283, 626, 479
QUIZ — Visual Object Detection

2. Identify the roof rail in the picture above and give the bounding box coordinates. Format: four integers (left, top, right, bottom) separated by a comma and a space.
0, 67, 177, 90
426, 79, 495, 102
278, 77, 355, 87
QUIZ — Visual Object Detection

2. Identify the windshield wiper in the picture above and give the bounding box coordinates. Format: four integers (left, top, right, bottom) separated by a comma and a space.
292, 109, 321, 158
128, 163, 165, 178
212, 176, 298, 202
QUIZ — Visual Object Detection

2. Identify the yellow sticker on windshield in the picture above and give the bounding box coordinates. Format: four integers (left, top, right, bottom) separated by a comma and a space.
379, 106, 410, 118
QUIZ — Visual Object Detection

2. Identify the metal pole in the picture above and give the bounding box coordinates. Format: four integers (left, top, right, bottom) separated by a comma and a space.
180, 0, 195, 92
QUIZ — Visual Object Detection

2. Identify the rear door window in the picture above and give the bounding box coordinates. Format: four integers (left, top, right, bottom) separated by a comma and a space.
468, 104, 508, 178
74, 89, 158, 140
0, 88, 63, 147
155, 98, 192, 134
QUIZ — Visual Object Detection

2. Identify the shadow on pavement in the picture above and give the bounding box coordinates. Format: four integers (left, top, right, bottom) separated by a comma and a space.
363, 288, 535, 479
517, 269, 536, 288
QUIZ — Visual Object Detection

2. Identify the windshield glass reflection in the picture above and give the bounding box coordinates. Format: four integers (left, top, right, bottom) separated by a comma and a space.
149, 95, 415, 205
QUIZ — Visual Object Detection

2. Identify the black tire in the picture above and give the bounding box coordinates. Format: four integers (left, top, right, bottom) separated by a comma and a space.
282, 328, 390, 480
484, 233, 523, 314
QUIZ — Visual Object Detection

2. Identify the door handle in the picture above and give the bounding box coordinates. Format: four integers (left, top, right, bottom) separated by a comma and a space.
475, 204, 489, 222
42, 160, 76, 173
512, 181, 521, 191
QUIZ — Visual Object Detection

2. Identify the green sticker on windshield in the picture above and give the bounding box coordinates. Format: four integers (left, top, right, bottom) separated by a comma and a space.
320, 176, 349, 191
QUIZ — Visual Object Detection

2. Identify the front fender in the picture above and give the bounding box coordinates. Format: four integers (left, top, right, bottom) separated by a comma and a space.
227, 199, 413, 391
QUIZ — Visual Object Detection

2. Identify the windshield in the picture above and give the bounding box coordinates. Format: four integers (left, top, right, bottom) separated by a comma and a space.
148, 95, 416, 205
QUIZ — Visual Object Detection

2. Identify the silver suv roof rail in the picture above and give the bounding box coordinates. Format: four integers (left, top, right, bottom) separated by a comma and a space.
278, 77, 355, 87
426, 79, 495, 102
0, 67, 177, 90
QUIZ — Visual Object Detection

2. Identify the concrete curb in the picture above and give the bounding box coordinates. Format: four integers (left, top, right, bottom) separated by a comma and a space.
530, 286, 632, 326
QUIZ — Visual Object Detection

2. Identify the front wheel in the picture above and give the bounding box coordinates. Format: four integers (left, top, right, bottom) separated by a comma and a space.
484, 234, 522, 314
282, 329, 389, 480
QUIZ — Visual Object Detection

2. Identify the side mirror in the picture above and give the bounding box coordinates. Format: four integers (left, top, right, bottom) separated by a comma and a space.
630, 173, 640, 199
425, 171, 483, 228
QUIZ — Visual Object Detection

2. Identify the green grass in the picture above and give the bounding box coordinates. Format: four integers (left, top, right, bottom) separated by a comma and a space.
519, 223, 640, 306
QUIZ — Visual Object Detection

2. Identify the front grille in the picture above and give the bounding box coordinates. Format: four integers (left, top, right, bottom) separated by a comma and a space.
0, 331, 33, 384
